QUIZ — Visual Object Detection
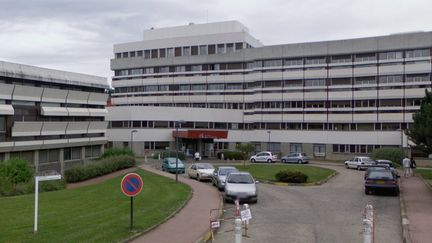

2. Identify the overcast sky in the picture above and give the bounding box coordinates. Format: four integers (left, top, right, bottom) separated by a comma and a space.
1, 0, 432, 80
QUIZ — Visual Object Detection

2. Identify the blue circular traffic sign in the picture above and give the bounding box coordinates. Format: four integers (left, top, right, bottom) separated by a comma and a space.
121, 173, 143, 197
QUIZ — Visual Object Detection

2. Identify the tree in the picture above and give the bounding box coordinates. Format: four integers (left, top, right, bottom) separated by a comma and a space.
236, 143, 255, 167
406, 89, 432, 154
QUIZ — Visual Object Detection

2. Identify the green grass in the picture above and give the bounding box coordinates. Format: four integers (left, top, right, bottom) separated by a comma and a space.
0, 169, 191, 243
417, 168, 432, 180
232, 164, 335, 183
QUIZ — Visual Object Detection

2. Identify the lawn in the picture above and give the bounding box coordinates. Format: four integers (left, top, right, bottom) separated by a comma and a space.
0, 169, 191, 243
232, 164, 335, 183
417, 168, 432, 186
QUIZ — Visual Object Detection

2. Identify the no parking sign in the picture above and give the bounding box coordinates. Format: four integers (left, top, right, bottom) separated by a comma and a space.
121, 173, 143, 230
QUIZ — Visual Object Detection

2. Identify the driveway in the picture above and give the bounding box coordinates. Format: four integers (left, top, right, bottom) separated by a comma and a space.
214, 163, 402, 243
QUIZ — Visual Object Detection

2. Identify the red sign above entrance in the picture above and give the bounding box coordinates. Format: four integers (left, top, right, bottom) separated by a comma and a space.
172, 130, 228, 139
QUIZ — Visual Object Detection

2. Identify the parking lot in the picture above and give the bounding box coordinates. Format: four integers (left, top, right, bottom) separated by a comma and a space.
150, 159, 402, 243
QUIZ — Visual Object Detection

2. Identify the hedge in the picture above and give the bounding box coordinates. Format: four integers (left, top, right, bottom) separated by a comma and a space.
152, 151, 185, 160
0, 175, 66, 197
371, 147, 403, 166
100, 147, 134, 159
64, 155, 136, 183
275, 170, 308, 183
217, 151, 245, 160
0, 158, 34, 184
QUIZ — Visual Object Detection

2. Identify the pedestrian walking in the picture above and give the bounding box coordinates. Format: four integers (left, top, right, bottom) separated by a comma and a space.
410, 157, 417, 176
402, 156, 411, 178
194, 151, 201, 162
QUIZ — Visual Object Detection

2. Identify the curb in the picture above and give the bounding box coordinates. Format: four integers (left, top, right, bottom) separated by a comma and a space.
123, 169, 194, 242
262, 170, 339, 187
399, 179, 412, 243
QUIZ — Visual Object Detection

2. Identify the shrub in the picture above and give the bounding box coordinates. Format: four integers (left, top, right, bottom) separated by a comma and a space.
152, 151, 185, 160
65, 155, 136, 183
275, 170, 308, 183
100, 147, 134, 159
219, 151, 245, 160
371, 147, 404, 166
0, 158, 34, 184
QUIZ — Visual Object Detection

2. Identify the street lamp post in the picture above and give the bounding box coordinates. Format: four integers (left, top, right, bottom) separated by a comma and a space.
130, 130, 138, 153
175, 121, 185, 183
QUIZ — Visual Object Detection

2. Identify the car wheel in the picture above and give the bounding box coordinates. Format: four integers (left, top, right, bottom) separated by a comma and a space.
357, 166, 361, 170
251, 158, 256, 163
162, 167, 165, 172
282, 159, 286, 163
197, 175, 201, 181
394, 189, 400, 196
365, 189, 369, 195
345, 163, 349, 169
297, 160, 302, 164
267, 159, 272, 163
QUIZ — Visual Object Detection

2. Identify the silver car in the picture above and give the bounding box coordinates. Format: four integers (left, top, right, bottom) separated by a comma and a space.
212, 166, 239, 190
224, 172, 258, 203
281, 152, 309, 164
188, 163, 215, 181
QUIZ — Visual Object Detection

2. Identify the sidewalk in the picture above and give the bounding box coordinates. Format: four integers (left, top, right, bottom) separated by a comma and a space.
401, 175, 432, 243
131, 164, 221, 243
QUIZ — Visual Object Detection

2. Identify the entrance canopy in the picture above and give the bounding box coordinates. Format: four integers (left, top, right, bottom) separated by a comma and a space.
172, 129, 228, 139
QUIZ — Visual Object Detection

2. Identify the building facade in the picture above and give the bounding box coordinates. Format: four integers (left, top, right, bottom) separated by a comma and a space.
108, 21, 432, 160
0, 61, 109, 174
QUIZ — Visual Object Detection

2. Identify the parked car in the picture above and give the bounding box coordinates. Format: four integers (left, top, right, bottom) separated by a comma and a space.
344, 156, 376, 170
281, 152, 309, 164
224, 172, 258, 203
364, 165, 396, 180
250, 151, 278, 163
375, 159, 399, 178
188, 163, 215, 181
161, 157, 185, 174
365, 170, 399, 196
212, 166, 239, 190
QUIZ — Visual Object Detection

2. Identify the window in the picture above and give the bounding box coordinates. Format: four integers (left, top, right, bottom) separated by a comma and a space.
155, 142, 169, 150
379, 75, 403, 84
285, 58, 303, 66
115, 53, 122, 59
179, 84, 190, 91
174, 47, 182, 56
331, 78, 351, 85
226, 83, 243, 90
380, 99, 402, 107
122, 52, 129, 58
379, 51, 403, 60
151, 49, 158, 58
263, 59, 283, 67
406, 49, 430, 58
191, 46, 198, 55
191, 65, 202, 72
159, 85, 169, 91
144, 85, 158, 92
284, 80, 303, 87
85, 145, 101, 158
355, 53, 376, 62
226, 43, 234, 53
313, 144, 326, 156
355, 76, 376, 85
208, 84, 224, 90
130, 51, 136, 57
268, 143, 281, 153
199, 45, 207, 55
290, 143, 303, 153
175, 66, 186, 72
137, 50, 143, 57
39, 149, 59, 163
64, 148, 71, 161
217, 44, 225, 54
144, 50, 150, 59
183, 47, 190, 56
208, 45, 216, 54
144, 67, 154, 74
159, 67, 169, 73
235, 42, 243, 50
159, 49, 166, 58
191, 84, 206, 90
305, 79, 326, 86
305, 57, 326, 65
406, 74, 430, 82
167, 48, 174, 57
331, 55, 351, 63
130, 69, 142, 75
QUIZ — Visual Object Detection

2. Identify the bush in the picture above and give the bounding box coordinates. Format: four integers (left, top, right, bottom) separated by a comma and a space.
371, 147, 404, 166
65, 155, 136, 183
0, 158, 34, 184
275, 170, 308, 183
100, 147, 134, 159
152, 151, 185, 160
218, 151, 245, 160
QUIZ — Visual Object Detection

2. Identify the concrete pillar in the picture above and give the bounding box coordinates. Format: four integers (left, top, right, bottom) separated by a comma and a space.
4, 152, 10, 160
59, 148, 64, 175
33, 150, 39, 174
81, 146, 86, 164
100, 144, 105, 156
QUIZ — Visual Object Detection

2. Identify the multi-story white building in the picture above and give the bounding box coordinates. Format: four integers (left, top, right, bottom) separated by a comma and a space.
0, 61, 109, 173
108, 21, 432, 160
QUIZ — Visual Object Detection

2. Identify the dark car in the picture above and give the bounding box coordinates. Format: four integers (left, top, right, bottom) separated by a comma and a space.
365, 170, 399, 196
161, 157, 185, 174
375, 160, 399, 178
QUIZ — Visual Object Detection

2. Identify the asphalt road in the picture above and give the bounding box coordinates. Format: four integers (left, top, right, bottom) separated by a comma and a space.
213, 163, 402, 243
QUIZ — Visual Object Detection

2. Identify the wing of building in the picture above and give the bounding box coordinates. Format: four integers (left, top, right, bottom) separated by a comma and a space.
108, 20, 432, 160
0, 61, 109, 174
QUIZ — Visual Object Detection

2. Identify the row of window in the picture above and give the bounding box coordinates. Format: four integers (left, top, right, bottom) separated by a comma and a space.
109, 120, 409, 131
114, 74, 431, 93
115, 42, 248, 60
113, 48, 431, 77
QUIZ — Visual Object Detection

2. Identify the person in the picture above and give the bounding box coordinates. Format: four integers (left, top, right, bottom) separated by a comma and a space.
194, 151, 200, 161
410, 157, 417, 176
402, 156, 411, 178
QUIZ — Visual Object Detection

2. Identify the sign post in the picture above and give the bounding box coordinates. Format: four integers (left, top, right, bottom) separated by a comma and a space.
34, 172, 62, 233
121, 173, 143, 230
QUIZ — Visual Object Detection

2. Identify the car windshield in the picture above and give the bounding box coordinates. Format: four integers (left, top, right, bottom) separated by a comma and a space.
368, 171, 394, 180
227, 174, 254, 184
167, 158, 183, 165
197, 164, 214, 169
363, 158, 374, 163
219, 168, 238, 175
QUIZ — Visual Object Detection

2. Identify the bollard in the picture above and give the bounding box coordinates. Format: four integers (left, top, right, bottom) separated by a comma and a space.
235, 218, 242, 243
144, 155, 148, 163
243, 204, 249, 236
158, 153, 161, 160
363, 204, 374, 243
